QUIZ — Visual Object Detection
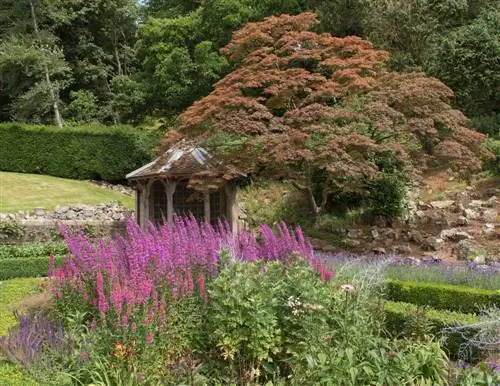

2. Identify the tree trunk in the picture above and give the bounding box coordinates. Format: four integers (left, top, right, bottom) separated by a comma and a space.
30, 0, 63, 128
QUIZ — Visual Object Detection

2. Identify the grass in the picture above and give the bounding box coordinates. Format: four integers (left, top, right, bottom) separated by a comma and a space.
0, 171, 134, 213
0, 278, 41, 386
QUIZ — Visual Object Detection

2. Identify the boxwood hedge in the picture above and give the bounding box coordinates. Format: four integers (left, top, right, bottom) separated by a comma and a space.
386, 279, 500, 314
384, 300, 481, 360
0, 123, 161, 182
0, 256, 64, 280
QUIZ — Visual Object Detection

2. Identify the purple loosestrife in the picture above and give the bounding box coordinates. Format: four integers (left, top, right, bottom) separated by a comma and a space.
52, 216, 332, 334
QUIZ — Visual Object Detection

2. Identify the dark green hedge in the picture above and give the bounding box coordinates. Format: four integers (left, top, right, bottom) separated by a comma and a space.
386, 280, 500, 314
385, 301, 480, 361
0, 123, 161, 182
0, 256, 64, 280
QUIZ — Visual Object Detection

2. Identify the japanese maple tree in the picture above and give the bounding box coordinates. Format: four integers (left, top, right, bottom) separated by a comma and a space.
161, 12, 492, 217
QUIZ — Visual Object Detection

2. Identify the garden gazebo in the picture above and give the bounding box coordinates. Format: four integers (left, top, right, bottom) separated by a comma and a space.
126, 143, 242, 233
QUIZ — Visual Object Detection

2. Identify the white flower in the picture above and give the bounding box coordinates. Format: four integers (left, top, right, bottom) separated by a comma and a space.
340, 284, 356, 293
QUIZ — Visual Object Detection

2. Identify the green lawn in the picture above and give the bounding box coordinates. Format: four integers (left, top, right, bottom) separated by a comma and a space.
0, 278, 41, 386
0, 172, 134, 213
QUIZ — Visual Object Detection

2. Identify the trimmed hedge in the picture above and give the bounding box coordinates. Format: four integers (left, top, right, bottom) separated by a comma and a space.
0, 256, 64, 280
385, 301, 480, 360
386, 279, 500, 314
0, 123, 161, 182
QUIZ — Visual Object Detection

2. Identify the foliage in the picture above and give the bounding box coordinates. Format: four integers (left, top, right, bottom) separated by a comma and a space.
470, 114, 500, 138
41, 221, 452, 384
384, 265, 500, 291
67, 90, 100, 123
366, 172, 408, 218
0, 221, 25, 241
455, 361, 500, 386
0, 242, 67, 259
0, 256, 64, 280
386, 280, 500, 314
484, 138, 500, 175
0, 123, 160, 182
430, 9, 500, 117
167, 13, 491, 218
384, 301, 480, 360
205, 258, 335, 382
0, 312, 71, 369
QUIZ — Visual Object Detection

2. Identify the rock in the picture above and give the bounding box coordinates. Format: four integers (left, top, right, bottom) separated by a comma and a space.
372, 247, 386, 255
32, 207, 46, 217
482, 209, 497, 223
83, 209, 95, 218
391, 245, 413, 254
455, 191, 470, 206
347, 229, 363, 239
112, 212, 122, 221
453, 239, 479, 260
485, 188, 499, 197
440, 228, 472, 241
470, 200, 484, 208
415, 210, 426, 219
484, 223, 495, 236
422, 237, 445, 251
408, 230, 425, 244
464, 208, 481, 220
65, 210, 76, 220
421, 255, 442, 264
485, 196, 497, 208
457, 216, 468, 226
430, 200, 455, 209
371, 229, 379, 240
473, 255, 486, 265
322, 245, 340, 253
344, 239, 360, 248
418, 201, 431, 210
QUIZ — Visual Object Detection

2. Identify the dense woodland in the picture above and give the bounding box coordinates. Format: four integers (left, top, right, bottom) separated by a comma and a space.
0, 0, 499, 136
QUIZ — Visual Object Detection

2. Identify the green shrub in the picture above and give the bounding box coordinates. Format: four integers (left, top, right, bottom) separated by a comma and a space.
0, 256, 64, 280
0, 221, 25, 242
0, 123, 161, 182
204, 258, 449, 385
366, 172, 408, 219
484, 138, 499, 175
385, 301, 480, 360
386, 280, 500, 314
0, 242, 67, 259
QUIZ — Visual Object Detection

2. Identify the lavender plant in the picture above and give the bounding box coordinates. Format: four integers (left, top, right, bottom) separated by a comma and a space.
0, 312, 71, 369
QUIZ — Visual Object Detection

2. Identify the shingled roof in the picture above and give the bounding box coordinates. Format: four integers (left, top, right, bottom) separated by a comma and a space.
126, 145, 216, 180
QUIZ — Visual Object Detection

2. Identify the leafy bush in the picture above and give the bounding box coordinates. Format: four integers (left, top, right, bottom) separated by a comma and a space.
0, 221, 25, 241
484, 138, 499, 175
0, 242, 67, 259
0, 123, 160, 182
366, 173, 408, 219
386, 280, 500, 314
0, 256, 64, 280
385, 301, 480, 360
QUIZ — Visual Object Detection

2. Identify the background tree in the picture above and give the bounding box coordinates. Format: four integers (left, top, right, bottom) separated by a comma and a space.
163, 13, 491, 217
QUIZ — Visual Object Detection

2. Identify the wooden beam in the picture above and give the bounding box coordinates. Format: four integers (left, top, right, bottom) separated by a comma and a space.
166, 180, 177, 225
204, 191, 211, 223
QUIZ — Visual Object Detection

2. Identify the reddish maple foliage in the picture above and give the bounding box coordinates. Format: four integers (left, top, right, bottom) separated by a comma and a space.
161, 12, 493, 216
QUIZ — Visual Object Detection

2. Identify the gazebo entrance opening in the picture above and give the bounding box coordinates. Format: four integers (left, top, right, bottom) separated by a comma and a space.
150, 180, 227, 226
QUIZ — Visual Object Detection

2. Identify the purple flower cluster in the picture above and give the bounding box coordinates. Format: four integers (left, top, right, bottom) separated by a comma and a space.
51, 216, 332, 330
0, 312, 70, 369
